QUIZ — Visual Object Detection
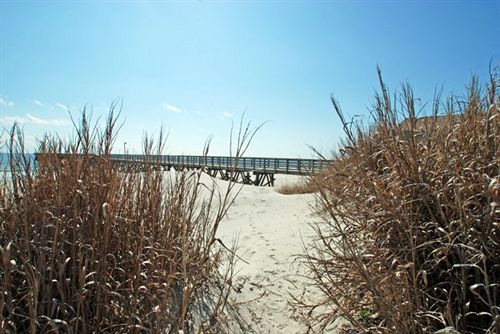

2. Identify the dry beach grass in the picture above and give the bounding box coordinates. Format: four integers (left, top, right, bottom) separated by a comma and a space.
276, 178, 318, 195
293, 68, 499, 333
0, 108, 260, 333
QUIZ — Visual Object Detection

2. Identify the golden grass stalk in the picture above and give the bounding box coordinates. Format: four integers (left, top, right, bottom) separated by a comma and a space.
293, 66, 499, 334
0, 106, 258, 333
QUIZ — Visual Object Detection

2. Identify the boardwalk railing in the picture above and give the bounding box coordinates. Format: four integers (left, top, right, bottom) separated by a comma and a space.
109, 154, 331, 175
35, 153, 332, 186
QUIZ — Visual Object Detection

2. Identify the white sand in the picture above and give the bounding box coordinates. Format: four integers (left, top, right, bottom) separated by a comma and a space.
215, 175, 320, 333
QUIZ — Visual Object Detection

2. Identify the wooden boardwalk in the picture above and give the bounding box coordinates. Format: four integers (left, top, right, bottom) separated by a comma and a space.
110, 154, 331, 186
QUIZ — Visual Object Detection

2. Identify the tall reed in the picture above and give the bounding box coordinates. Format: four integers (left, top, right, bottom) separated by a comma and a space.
294, 67, 499, 333
0, 107, 255, 333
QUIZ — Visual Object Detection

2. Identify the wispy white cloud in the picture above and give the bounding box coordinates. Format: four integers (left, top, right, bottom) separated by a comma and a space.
0, 113, 70, 126
55, 102, 69, 110
195, 110, 207, 116
223, 112, 233, 118
25, 113, 67, 126
33, 99, 44, 107
0, 97, 14, 107
161, 103, 184, 113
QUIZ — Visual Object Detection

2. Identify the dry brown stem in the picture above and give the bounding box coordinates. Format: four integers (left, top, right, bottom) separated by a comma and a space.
0, 106, 257, 333
294, 66, 500, 334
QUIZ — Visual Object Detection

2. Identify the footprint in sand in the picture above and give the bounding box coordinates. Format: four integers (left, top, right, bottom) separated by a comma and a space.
264, 269, 277, 275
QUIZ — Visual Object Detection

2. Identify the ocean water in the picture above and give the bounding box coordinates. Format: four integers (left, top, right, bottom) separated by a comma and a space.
0, 152, 36, 171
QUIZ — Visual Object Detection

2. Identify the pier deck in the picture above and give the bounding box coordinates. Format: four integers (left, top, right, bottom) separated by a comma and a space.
36, 154, 332, 186
110, 155, 331, 186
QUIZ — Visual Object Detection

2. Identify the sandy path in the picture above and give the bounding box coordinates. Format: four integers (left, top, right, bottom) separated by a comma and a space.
216, 176, 317, 333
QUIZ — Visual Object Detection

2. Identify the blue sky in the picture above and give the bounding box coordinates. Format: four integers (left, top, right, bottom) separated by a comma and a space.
1, 1, 499, 157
